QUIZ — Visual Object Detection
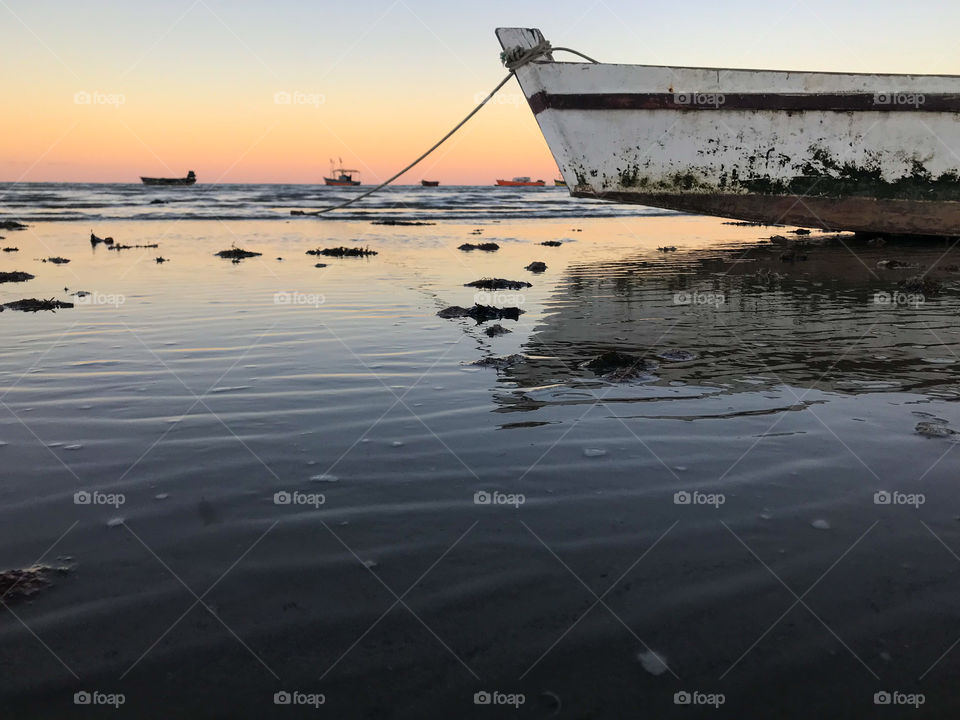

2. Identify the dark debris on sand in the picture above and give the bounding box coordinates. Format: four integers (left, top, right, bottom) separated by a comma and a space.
657, 246, 677, 252
155, 256, 169, 263
314, 263, 328, 268
581, 350, 659, 381
437, 304, 524, 323
0, 220, 27, 231
0, 564, 68, 603
0, 271, 34, 283
90, 231, 114, 246
2, 247, 18, 252
307, 247, 377, 257
215, 246, 262, 260
464, 278, 531, 290
371, 219, 435, 226
2, 298, 74, 312
43, 257, 70, 264
540, 240, 563, 247
458, 242, 499, 252
484, 324, 512, 337
525, 261, 547, 273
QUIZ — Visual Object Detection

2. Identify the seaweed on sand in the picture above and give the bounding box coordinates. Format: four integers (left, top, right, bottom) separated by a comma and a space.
306, 247, 377, 257
43, 257, 70, 264
90, 231, 114, 246
215, 246, 262, 260
2, 247, 18, 252
525, 261, 547, 273
0, 271, 34, 283
437, 304, 524, 323
484, 324, 512, 337
458, 243, 499, 252
540, 240, 563, 247
2, 298, 74, 312
464, 278, 531, 290
0, 220, 27, 231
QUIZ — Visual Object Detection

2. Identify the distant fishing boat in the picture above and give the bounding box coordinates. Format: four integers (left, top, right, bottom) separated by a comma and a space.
554, 178, 567, 186
495, 177, 545, 187
324, 158, 361, 186
140, 170, 195, 186
497, 27, 960, 236
421, 180, 440, 187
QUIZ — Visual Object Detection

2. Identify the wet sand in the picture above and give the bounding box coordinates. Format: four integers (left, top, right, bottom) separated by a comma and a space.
2, 215, 960, 717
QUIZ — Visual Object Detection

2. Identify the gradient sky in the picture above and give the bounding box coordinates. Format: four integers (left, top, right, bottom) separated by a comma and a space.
2, 0, 960, 184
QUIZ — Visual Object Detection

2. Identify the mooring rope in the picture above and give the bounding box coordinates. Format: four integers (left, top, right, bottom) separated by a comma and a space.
291, 41, 597, 217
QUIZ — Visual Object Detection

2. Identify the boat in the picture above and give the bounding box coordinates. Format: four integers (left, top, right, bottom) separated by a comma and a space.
495, 177, 546, 187
554, 178, 566, 186
140, 170, 195, 186
496, 27, 960, 236
421, 180, 440, 187
324, 158, 360, 186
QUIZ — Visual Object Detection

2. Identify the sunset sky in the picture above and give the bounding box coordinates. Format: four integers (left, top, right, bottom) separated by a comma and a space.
2, 0, 960, 185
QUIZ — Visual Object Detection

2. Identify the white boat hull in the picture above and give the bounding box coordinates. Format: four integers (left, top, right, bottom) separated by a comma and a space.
497, 28, 960, 236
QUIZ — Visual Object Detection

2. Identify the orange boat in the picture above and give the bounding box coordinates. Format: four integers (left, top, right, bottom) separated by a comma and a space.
495, 176, 545, 187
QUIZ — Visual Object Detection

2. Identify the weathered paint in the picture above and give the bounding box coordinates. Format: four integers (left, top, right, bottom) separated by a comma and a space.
496, 27, 960, 235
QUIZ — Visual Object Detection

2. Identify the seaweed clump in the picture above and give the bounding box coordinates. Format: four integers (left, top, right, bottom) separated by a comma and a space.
525, 261, 547, 273
581, 351, 658, 381
437, 304, 524, 323
109, 243, 158, 251
215, 246, 262, 260
458, 243, 499, 252
464, 278, 531, 290
2, 298, 74, 312
307, 247, 377, 257
540, 240, 563, 247
0, 271, 34, 283
0, 564, 67, 603
371, 219, 435, 226
899, 275, 942, 296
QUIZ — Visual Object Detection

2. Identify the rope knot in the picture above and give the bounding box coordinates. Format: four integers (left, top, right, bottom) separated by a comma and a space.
500, 40, 553, 71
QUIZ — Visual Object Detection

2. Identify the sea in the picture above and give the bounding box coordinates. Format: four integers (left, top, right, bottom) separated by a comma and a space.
1, 182, 959, 718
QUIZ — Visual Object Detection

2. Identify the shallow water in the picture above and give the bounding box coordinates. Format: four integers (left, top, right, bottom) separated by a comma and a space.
2, 206, 960, 717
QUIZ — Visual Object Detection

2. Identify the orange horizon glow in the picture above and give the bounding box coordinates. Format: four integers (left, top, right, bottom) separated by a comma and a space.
4, 1, 960, 185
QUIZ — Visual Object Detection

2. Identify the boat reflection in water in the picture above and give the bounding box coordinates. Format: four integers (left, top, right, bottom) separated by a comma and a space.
488, 233, 960, 413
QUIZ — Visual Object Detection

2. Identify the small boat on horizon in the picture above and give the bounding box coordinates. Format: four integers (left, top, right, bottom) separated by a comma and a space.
554, 178, 566, 186
140, 170, 196, 186
421, 180, 440, 187
324, 158, 361, 186
497, 27, 960, 236
495, 177, 545, 187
